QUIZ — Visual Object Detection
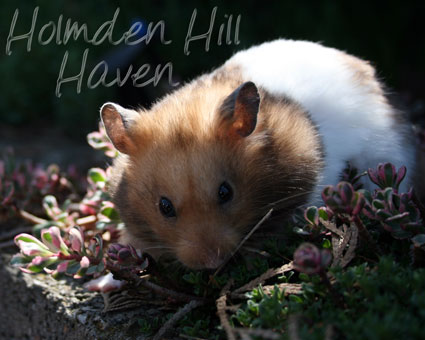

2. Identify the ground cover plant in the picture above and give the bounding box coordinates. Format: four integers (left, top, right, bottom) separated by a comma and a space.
2, 122, 425, 339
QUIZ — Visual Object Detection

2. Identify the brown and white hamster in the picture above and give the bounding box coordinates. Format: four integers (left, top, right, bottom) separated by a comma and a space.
100, 39, 414, 269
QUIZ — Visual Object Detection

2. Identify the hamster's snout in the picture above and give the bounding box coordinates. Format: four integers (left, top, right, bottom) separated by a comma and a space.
176, 233, 237, 269
199, 249, 227, 269
179, 246, 228, 269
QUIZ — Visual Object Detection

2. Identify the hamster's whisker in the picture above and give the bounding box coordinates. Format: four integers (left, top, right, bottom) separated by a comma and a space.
178, 240, 199, 249
142, 245, 174, 251
213, 209, 273, 276
267, 190, 315, 207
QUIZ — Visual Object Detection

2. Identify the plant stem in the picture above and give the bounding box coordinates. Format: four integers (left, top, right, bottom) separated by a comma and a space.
17, 209, 47, 225
75, 215, 97, 227
216, 280, 236, 340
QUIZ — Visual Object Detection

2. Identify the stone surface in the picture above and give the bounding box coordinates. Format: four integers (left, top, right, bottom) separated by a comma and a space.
0, 252, 166, 340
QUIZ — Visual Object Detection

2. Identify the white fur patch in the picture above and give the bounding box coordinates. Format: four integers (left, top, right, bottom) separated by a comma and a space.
225, 39, 414, 201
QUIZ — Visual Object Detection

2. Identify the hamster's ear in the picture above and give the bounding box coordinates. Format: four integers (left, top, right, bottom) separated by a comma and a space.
100, 102, 139, 155
218, 81, 260, 139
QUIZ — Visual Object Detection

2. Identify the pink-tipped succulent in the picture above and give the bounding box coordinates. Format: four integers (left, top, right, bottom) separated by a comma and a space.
107, 243, 151, 270
293, 243, 332, 275
363, 187, 423, 239
304, 206, 320, 227
295, 206, 334, 237
367, 163, 406, 192
322, 181, 365, 217
104, 243, 152, 287
0, 149, 78, 220
8, 124, 126, 284
87, 122, 118, 158
12, 224, 151, 283
12, 226, 106, 279
304, 206, 334, 226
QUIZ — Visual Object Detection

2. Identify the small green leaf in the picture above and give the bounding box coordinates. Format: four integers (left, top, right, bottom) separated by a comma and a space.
383, 163, 396, 187
299, 273, 310, 282
289, 294, 303, 304
42, 232, 53, 246
65, 261, 81, 275
376, 210, 392, 219
318, 208, 330, 221
372, 200, 385, 210
100, 206, 120, 221
304, 206, 319, 225
88, 168, 106, 184
26, 264, 44, 273
14, 233, 50, 256
43, 195, 58, 209
74, 267, 87, 279
322, 238, 332, 249
10, 254, 32, 266
96, 260, 106, 273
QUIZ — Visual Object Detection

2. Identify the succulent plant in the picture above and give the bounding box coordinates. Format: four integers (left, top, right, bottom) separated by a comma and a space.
107, 243, 151, 273
9, 123, 124, 280
321, 181, 365, 217
304, 206, 333, 226
0, 149, 79, 220
87, 122, 118, 158
293, 243, 331, 275
367, 162, 406, 192
11, 226, 105, 279
362, 187, 423, 239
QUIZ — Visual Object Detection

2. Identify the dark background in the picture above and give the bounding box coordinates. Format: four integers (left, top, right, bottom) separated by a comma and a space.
0, 0, 424, 168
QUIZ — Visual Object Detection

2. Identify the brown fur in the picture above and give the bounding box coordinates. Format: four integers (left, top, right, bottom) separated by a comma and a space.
340, 53, 379, 91
106, 66, 324, 269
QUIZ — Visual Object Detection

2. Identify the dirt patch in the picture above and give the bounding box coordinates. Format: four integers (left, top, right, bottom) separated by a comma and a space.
0, 252, 170, 340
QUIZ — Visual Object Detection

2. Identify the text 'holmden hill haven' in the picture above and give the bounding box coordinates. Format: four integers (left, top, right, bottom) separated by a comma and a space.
6, 7, 241, 97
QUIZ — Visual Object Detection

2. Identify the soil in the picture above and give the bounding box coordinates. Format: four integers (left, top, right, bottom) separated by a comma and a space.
0, 251, 170, 340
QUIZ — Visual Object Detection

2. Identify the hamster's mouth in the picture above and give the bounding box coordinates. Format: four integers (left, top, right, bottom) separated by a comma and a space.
175, 244, 231, 270
180, 254, 227, 270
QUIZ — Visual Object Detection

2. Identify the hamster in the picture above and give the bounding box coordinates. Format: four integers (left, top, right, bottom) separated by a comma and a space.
100, 39, 415, 270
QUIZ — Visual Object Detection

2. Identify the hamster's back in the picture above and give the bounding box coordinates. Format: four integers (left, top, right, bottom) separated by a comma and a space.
223, 39, 414, 195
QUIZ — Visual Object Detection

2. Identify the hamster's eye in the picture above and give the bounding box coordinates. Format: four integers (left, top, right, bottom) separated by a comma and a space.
159, 197, 176, 218
218, 182, 233, 204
